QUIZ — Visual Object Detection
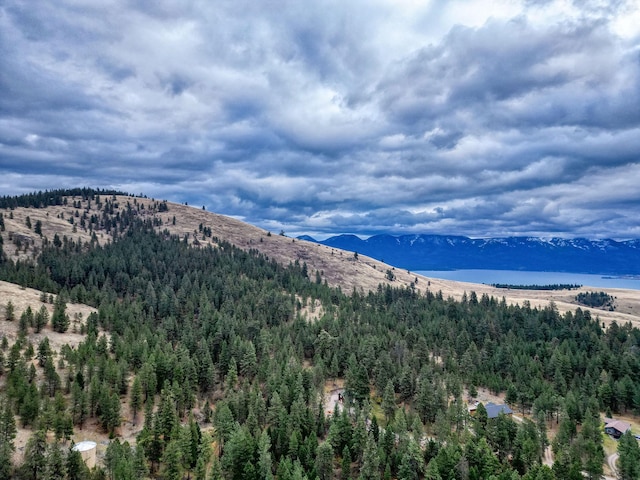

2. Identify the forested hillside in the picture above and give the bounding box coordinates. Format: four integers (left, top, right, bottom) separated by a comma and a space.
0, 188, 418, 295
0, 189, 639, 479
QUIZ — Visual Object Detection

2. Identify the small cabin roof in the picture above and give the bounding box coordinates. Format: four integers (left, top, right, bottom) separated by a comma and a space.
485, 402, 513, 418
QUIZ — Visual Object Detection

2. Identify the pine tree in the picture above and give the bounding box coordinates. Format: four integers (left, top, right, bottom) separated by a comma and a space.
360, 432, 380, 480
4, 301, 14, 321
341, 445, 352, 480
226, 357, 238, 391
258, 429, 274, 480
579, 405, 604, 479
194, 454, 208, 480
240, 341, 258, 379
382, 380, 396, 423
66, 448, 89, 480
71, 382, 88, 428
617, 429, 640, 480
43, 357, 61, 397
139, 361, 157, 402
0, 400, 16, 446
179, 417, 201, 474
221, 426, 255, 480
130, 376, 143, 424
214, 402, 236, 447
99, 388, 121, 437
34, 305, 49, 333
20, 429, 48, 480
398, 437, 426, 480
345, 354, 369, 404
20, 383, 40, 427
316, 441, 334, 480
138, 402, 162, 472
0, 438, 13, 480
209, 454, 223, 480
424, 459, 443, 480
105, 439, 142, 480
45, 442, 68, 480
52, 294, 69, 333
37, 337, 52, 367
19, 307, 33, 336
162, 439, 184, 480
194, 433, 213, 480
0, 399, 16, 480
133, 444, 150, 479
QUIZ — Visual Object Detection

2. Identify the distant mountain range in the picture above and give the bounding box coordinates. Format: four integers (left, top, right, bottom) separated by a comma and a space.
297, 234, 640, 275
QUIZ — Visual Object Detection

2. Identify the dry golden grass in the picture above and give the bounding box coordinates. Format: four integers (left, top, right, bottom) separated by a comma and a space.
296, 296, 325, 323
0, 281, 95, 350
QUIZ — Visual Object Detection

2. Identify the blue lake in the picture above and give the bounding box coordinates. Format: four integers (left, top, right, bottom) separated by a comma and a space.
415, 269, 640, 290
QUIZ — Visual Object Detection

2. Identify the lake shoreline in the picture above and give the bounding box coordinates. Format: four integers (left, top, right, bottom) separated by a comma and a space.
415, 269, 640, 291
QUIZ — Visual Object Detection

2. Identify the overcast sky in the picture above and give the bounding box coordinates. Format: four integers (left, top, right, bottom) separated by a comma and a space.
1, 0, 639, 239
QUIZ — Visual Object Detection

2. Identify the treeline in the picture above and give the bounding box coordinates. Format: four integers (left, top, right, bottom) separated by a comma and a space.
0, 205, 639, 478
492, 284, 581, 291
0, 188, 130, 210
576, 291, 615, 309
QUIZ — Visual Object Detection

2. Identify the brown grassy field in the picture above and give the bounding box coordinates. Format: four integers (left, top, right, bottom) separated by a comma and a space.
0, 281, 95, 350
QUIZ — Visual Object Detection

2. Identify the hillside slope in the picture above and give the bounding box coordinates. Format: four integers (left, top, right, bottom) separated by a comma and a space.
0, 190, 639, 479
1, 192, 639, 326
0, 282, 99, 461
0, 194, 418, 294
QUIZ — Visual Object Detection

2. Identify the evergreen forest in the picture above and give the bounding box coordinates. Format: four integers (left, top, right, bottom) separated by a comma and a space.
0, 189, 640, 479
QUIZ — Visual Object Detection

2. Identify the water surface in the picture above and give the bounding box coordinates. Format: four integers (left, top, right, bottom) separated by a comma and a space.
415, 269, 640, 290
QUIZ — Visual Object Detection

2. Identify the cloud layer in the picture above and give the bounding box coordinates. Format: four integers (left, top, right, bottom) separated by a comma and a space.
1, 0, 639, 239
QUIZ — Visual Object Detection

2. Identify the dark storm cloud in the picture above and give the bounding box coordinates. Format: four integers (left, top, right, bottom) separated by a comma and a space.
1, 0, 639, 239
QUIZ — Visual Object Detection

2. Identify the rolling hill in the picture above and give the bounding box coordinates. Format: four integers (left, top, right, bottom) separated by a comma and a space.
1, 190, 639, 326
